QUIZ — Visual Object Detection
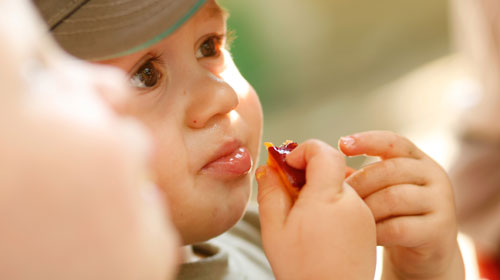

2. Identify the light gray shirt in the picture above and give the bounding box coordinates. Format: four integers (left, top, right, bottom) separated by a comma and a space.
177, 204, 274, 280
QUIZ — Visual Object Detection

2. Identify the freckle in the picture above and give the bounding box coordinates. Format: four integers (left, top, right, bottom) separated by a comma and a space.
193, 120, 197, 124
389, 143, 394, 148
183, 91, 187, 96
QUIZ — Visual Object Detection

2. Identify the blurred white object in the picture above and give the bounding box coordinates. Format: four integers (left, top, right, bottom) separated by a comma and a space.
458, 233, 481, 280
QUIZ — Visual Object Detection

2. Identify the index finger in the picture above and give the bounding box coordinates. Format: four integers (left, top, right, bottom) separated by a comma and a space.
338, 131, 425, 160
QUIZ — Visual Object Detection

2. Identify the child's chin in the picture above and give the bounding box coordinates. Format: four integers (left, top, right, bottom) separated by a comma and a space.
174, 176, 252, 245
180, 199, 249, 245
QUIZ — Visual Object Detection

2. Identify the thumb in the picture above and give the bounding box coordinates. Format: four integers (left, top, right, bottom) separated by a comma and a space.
256, 165, 293, 232
286, 140, 346, 199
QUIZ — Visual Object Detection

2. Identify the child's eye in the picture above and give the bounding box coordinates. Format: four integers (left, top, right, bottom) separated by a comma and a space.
130, 59, 162, 89
196, 36, 223, 59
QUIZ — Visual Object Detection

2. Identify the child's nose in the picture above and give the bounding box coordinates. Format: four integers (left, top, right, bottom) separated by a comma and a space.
185, 72, 239, 129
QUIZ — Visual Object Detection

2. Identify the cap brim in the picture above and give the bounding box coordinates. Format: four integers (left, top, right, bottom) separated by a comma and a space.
51, 0, 207, 60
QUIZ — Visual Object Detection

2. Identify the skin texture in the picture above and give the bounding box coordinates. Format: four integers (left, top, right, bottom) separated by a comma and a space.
99, 0, 263, 245
0, 1, 179, 279
256, 140, 377, 280
339, 131, 465, 280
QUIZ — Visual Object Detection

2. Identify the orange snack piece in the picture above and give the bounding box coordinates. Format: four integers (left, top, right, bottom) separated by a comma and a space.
265, 141, 306, 199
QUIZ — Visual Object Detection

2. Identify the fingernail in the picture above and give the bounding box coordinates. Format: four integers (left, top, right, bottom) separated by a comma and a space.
340, 136, 356, 148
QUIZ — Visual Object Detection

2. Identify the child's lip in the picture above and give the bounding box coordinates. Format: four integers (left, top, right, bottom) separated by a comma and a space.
201, 140, 253, 179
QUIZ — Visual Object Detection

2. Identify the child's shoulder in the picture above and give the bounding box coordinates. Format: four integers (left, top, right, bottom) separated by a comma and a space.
214, 203, 273, 279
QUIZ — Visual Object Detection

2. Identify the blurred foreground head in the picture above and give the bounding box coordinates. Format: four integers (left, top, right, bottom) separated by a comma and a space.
0, 1, 179, 279
450, 0, 500, 256
452, 0, 500, 135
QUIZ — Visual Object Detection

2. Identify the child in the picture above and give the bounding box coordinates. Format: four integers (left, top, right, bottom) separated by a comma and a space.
0, 0, 179, 279
33, 0, 465, 278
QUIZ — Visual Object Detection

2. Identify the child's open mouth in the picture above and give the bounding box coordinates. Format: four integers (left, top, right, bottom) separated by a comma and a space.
201, 141, 253, 179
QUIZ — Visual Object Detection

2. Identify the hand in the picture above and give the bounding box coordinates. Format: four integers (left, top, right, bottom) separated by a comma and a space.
339, 131, 465, 280
256, 139, 377, 280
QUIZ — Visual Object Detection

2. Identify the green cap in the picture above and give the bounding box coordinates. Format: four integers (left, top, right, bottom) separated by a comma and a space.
33, 0, 207, 60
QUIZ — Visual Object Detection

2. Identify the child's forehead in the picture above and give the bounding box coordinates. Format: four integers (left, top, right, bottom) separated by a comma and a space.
199, 1, 229, 21
97, 1, 228, 67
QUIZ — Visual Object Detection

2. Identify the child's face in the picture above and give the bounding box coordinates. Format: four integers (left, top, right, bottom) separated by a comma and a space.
100, 0, 263, 244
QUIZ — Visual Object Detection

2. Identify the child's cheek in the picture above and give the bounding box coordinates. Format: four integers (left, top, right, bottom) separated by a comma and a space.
239, 89, 263, 164
220, 50, 252, 97
243, 87, 263, 129
151, 130, 187, 185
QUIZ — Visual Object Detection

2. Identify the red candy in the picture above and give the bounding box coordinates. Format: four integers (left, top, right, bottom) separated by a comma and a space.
265, 141, 306, 199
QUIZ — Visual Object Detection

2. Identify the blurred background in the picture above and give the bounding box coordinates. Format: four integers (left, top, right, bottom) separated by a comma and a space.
219, 0, 473, 171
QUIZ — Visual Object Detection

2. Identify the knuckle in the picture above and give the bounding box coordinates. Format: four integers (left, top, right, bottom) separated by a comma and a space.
304, 139, 341, 158
397, 135, 422, 158
257, 184, 276, 204
304, 138, 326, 152
381, 159, 397, 174
381, 187, 399, 213
366, 160, 393, 180
383, 220, 406, 241
302, 139, 321, 155
304, 138, 323, 147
